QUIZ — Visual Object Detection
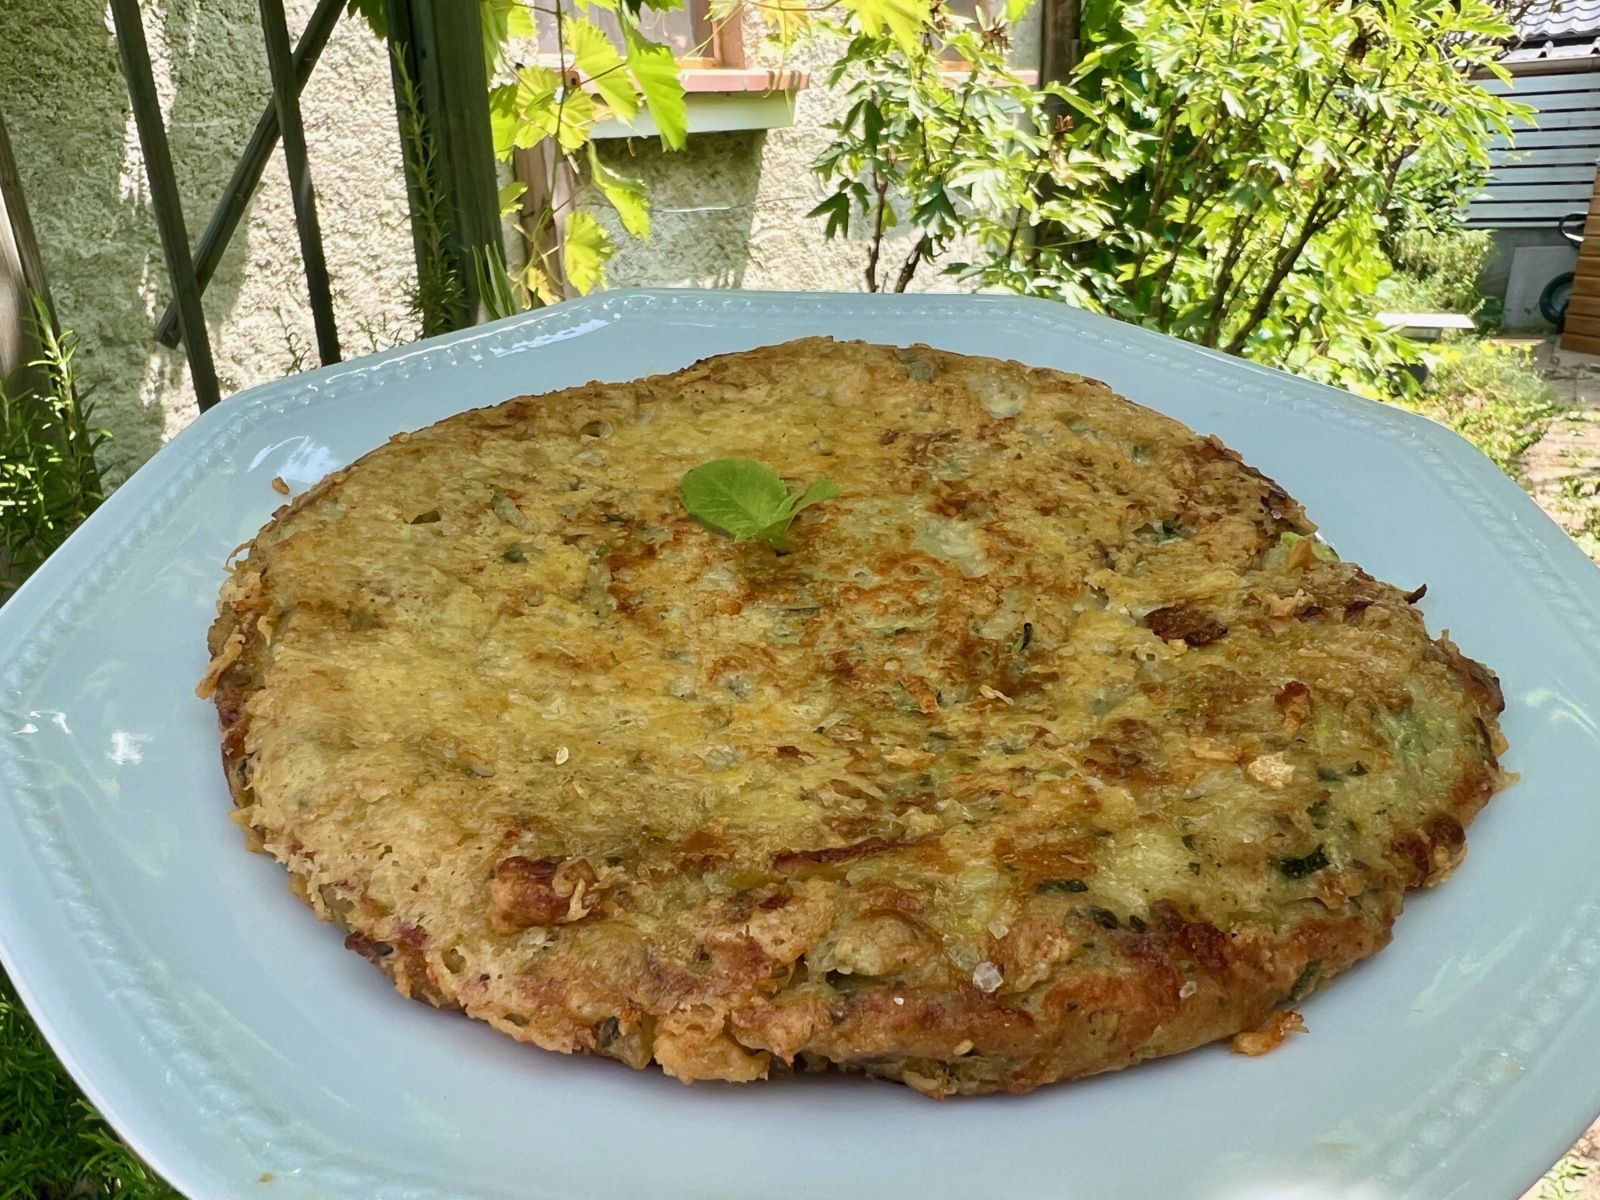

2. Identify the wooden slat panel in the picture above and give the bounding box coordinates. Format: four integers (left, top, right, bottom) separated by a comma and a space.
1473, 189, 1592, 206
1488, 146, 1600, 164
1480, 164, 1599, 183
1561, 331, 1600, 355
1566, 274, 1600, 301
1475, 190, 1595, 204
1468, 200, 1589, 221
1505, 110, 1600, 130
1513, 92, 1600, 113
1490, 129, 1600, 148
1506, 93, 1600, 111
1561, 162, 1600, 352
1482, 72, 1600, 94
1564, 294, 1600, 317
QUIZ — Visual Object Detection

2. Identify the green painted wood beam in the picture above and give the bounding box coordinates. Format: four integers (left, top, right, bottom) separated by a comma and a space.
259, 0, 341, 364
153, 0, 342, 349
385, 0, 503, 332
108, 0, 221, 412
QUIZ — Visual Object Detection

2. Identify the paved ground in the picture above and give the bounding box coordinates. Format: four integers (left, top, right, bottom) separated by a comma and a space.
1511, 340, 1600, 1200
1519, 341, 1600, 564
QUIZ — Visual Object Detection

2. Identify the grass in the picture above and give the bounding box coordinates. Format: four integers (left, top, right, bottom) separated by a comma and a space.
0, 971, 178, 1200
0, 299, 166, 1196
0, 298, 106, 594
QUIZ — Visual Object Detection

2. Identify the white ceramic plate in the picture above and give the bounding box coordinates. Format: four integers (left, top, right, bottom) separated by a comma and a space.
2, 290, 1598, 1200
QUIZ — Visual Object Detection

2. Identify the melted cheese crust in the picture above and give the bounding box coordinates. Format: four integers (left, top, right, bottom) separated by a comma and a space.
203, 339, 1506, 1095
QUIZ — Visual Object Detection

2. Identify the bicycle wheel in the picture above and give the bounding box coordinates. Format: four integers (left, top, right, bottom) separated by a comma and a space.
1541, 271, 1575, 331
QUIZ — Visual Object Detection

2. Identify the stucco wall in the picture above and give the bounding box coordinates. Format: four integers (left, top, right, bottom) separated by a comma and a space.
0, 0, 417, 484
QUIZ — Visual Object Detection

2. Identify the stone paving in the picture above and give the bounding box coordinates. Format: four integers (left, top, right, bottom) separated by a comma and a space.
1511, 339, 1600, 1200
1521, 341, 1600, 564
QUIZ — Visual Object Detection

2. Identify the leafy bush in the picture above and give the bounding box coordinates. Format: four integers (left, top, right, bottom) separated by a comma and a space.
809, 3, 1061, 294
809, 0, 1526, 398
1401, 339, 1562, 472
1382, 228, 1496, 315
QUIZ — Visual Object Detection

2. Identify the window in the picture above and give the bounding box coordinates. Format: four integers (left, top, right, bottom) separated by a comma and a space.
937, 0, 1039, 79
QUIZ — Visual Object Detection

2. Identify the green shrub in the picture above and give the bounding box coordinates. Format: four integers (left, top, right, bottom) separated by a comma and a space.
809, 0, 1525, 401
1382, 228, 1495, 315
1400, 339, 1561, 472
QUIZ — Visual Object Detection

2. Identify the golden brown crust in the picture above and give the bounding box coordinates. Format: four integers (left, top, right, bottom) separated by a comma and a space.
200, 338, 1507, 1096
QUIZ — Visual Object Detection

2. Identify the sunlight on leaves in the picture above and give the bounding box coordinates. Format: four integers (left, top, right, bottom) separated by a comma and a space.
497, 180, 528, 217
588, 145, 651, 237
562, 211, 616, 294
567, 16, 638, 123
842, 0, 931, 53
624, 25, 688, 149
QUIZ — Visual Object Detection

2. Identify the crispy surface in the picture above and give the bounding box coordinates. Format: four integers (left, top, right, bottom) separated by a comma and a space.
201, 338, 1507, 1096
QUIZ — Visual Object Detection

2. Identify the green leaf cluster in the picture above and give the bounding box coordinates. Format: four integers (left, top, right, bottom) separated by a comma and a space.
808, 0, 1528, 397
1399, 338, 1563, 472
680, 458, 840, 550
810, 1, 1046, 292
481, 0, 688, 304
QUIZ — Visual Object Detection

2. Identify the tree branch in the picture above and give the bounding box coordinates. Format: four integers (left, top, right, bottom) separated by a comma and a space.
895, 235, 932, 292
1222, 195, 1340, 355
865, 168, 889, 292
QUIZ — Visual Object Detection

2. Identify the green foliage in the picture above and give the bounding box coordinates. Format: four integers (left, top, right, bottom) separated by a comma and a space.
1, 297, 107, 594
473, 243, 524, 321
587, 145, 649, 237
810, 3, 1048, 292
480, 0, 536, 68
1039, 0, 1523, 389
355, 0, 698, 308
1400, 339, 1562, 472
840, 0, 930, 53
561, 210, 617, 294
481, 0, 689, 303
345, 0, 385, 39
473, 0, 939, 305
680, 458, 839, 550
392, 45, 469, 337
810, 0, 1526, 396
1382, 228, 1496, 316
0, 307, 144, 1193
1, 966, 178, 1199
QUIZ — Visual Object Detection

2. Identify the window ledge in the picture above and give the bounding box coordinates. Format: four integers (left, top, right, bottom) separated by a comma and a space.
935, 65, 1038, 84
592, 69, 807, 139
680, 67, 809, 93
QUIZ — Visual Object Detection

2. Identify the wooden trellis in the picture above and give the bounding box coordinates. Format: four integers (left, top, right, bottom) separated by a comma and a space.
99, 0, 501, 411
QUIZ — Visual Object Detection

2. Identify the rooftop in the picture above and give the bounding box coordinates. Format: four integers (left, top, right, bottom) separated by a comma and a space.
1516, 0, 1600, 43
